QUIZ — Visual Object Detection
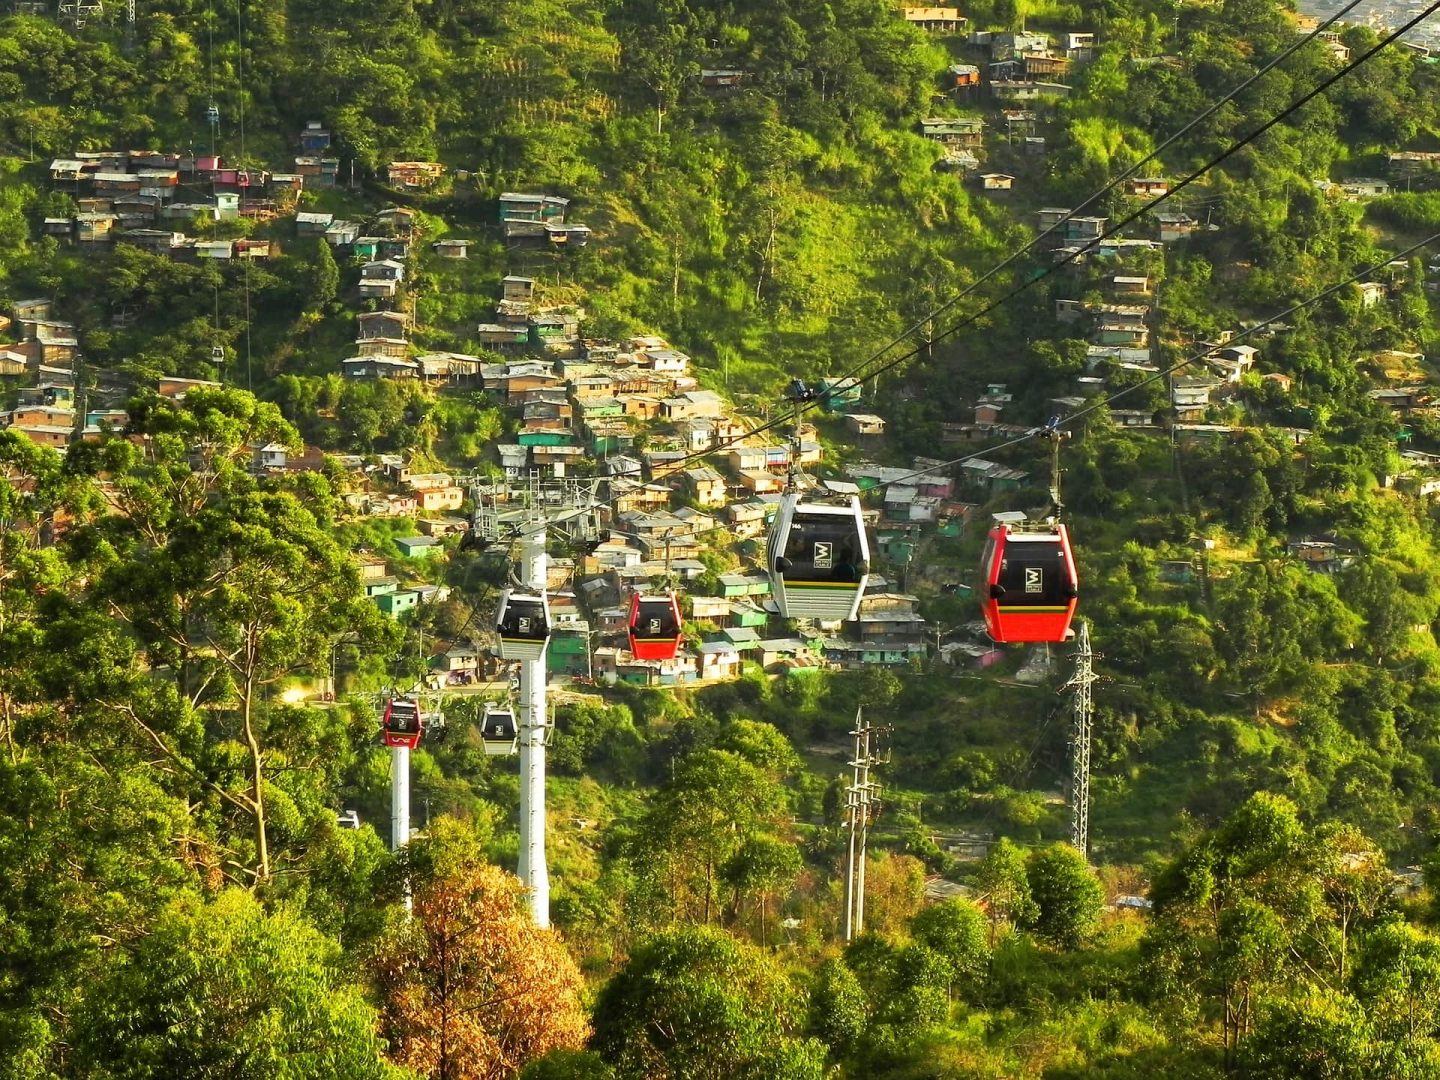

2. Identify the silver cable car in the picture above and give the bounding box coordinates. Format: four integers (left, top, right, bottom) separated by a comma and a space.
495, 589, 551, 661
767, 493, 870, 621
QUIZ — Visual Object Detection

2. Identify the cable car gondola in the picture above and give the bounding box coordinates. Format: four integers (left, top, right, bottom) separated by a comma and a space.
382, 695, 425, 749
481, 705, 518, 757
768, 494, 870, 622
496, 589, 551, 661
980, 521, 1078, 643
628, 592, 683, 661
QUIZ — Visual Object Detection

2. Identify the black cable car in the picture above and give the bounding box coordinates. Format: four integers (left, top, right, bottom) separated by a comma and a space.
481, 705, 518, 757
767, 493, 871, 621
980, 521, 1079, 643
628, 592, 683, 661
382, 695, 424, 749
496, 589, 551, 661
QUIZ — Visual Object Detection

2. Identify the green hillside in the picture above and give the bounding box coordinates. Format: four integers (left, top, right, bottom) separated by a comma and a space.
6, 0, 1440, 1076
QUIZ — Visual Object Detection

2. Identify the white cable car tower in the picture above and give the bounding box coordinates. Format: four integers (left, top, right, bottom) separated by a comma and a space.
470, 472, 605, 928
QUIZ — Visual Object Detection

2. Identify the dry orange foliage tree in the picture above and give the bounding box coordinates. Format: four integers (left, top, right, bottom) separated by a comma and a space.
373, 832, 589, 1080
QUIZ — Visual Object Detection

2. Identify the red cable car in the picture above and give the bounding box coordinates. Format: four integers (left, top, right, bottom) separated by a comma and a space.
382, 696, 425, 749
980, 521, 1078, 643
628, 592, 683, 661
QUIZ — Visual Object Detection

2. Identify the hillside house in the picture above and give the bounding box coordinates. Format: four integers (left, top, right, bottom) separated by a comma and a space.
1065, 31, 1097, 59
432, 239, 470, 258
1370, 387, 1425, 412
1357, 282, 1386, 307
326, 220, 361, 247
498, 192, 569, 223
1024, 54, 1070, 79
476, 323, 531, 350
357, 311, 411, 341
685, 466, 728, 507
299, 121, 330, 152
1210, 344, 1259, 382
948, 64, 981, 89
1389, 151, 1440, 180
1172, 376, 1221, 420
992, 31, 1051, 58
739, 470, 784, 495
294, 157, 340, 188
920, 116, 984, 146
1110, 275, 1151, 296
845, 413, 887, 438
502, 275, 536, 302
383, 160, 443, 190
296, 211, 333, 236
1095, 318, 1147, 348
698, 69, 747, 91
980, 173, 1015, 193
75, 213, 116, 243
661, 390, 726, 420
1155, 212, 1196, 241
375, 207, 417, 236
698, 641, 743, 680
725, 501, 772, 540
1125, 177, 1169, 198
991, 80, 1071, 101
902, 6, 966, 31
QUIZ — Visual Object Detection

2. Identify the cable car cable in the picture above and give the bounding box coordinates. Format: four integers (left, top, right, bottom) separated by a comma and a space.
615, 10, 1433, 486
500, 220, 1437, 551
815, 232, 1440, 502
813, 0, 1368, 395
823, 2, 1440, 404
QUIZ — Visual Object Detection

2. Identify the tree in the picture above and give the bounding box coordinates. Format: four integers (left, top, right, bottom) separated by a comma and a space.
310, 235, 340, 311
1024, 844, 1104, 949
973, 838, 1037, 945
521, 1051, 616, 1080
1241, 994, 1394, 1080
806, 958, 868, 1058
909, 898, 990, 999
635, 748, 788, 923
721, 834, 802, 945
374, 821, 587, 1080
69, 890, 402, 1080
590, 926, 825, 1080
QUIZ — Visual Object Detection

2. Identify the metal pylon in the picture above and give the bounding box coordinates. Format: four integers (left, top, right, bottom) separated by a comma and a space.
1062, 620, 1095, 856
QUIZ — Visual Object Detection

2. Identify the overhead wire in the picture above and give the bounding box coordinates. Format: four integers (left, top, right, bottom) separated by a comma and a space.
823, 2, 1440, 399
873, 231, 1440, 492
629, 5, 1430, 484
480, 11, 1436, 554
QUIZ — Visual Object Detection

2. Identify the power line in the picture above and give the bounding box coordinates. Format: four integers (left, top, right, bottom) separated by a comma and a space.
833, 3, 1440, 398
821, 0, 1368, 393
636, 6, 1431, 484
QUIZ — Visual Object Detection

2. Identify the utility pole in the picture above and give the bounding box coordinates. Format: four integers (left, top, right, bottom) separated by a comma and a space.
1062, 620, 1096, 857
842, 707, 887, 941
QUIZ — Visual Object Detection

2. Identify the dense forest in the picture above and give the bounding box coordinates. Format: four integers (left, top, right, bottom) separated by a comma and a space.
7, 0, 1440, 1076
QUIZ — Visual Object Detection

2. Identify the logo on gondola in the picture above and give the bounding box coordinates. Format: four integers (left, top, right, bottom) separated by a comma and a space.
813, 542, 833, 569
647, 619, 662, 633
1024, 568, 1044, 594
517, 617, 532, 634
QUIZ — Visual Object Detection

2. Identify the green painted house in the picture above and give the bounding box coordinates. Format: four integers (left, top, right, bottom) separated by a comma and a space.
396, 536, 443, 559
547, 629, 590, 676
517, 429, 574, 447
717, 573, 771, 598
376, 589, 421, 617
